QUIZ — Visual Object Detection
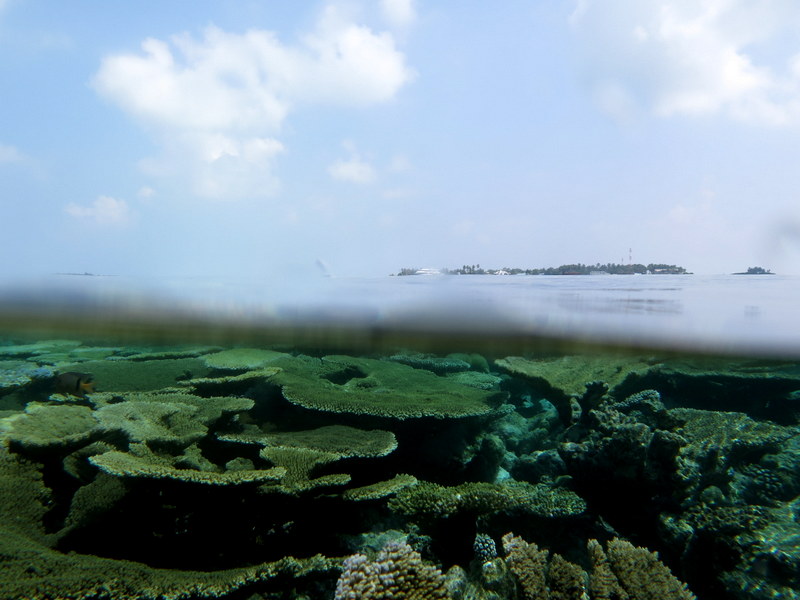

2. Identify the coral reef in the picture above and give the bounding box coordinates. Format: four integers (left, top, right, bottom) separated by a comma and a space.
203, 348, 288, 370
1, 339, 799, 599
269, 354, 505, 418
390, 480, 586, 521
334, 540, 450, 599
500, 533, 695, 600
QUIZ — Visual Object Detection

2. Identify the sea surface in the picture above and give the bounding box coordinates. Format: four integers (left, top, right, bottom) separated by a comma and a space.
0, 273, 799, 599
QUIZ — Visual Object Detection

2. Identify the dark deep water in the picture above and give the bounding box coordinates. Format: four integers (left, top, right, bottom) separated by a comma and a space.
1, 274, 799, 599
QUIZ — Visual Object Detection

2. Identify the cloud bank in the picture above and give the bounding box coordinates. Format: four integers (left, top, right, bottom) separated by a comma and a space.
571, 0, 800, 125
93, 5, 414, 200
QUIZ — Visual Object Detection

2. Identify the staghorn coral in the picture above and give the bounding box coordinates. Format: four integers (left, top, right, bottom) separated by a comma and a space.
334, 540, 451, 599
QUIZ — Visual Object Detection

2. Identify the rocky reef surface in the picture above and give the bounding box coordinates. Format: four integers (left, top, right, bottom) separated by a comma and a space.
1, 339, 799, 599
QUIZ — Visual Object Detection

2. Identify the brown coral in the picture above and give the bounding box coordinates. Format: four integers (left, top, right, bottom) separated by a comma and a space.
602, 538, 696, 600
501, 532, 551, 600
501, 534, 695, 600
334, 540, 450, 599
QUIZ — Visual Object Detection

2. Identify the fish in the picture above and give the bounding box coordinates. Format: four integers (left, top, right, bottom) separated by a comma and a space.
55, 372, 96, 399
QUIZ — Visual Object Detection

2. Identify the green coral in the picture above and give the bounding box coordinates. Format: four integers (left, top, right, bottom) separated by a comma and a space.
203, 348, 288, 370
0, 447, 340, 600
95, 401, 207, 446
389, 480, 586, 520
0, 339, 82, 360
384, 352, 471, 374
495, 354, 653, 398
56, 357, 212, 392
0, 525, 338, 600
177, 366, 282, 395
259, 445, 350, 492
220, 424, 397, 458
270, 354, 503, 419
90, 449, 286, 485
4, 403, 99, 451
342, 474, 418, 501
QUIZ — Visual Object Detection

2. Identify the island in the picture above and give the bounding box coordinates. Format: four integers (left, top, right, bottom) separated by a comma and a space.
395, 263, 689, 276
733, 266, 774, 275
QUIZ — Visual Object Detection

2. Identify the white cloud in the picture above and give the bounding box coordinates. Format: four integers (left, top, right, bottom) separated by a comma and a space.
93, 5, 414, 200
65, 196, 132, 226
570, 0, 800, 124
328, 156, 376, 184
388, 154, 412, 173
381, 0, 416, 29
0, 143, 24, 163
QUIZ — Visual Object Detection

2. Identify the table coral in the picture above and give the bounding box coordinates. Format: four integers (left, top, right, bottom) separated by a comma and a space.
4, 402, 99, 451
389, 480, 586, 520
221, 424, 397, 458
270, 354, 503, 419
57, 357, 213, 392
203, 348, 288, 370
90, 449, 286, 485
495, 354, 653, 399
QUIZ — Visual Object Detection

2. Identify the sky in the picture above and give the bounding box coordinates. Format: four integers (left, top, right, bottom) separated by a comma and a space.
3, 0, 800, 280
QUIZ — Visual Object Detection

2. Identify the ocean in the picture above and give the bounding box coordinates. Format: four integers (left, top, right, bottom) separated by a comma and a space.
0, 273, 798, 600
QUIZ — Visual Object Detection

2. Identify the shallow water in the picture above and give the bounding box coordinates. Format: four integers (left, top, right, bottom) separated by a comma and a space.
0, 275, 799, 599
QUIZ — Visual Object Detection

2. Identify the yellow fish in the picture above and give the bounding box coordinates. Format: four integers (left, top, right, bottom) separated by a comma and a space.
55, 372, 96, 399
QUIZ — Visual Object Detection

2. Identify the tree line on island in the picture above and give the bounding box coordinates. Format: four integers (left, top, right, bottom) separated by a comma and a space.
396, 263, 689, 276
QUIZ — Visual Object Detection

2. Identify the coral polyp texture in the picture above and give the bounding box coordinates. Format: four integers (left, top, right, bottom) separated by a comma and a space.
334, 540, 450, 600
0, 341, 799, 599
269, 354, 505, 418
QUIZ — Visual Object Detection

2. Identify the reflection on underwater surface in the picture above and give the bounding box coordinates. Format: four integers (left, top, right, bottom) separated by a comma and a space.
2, 273, 800, 356
0, 275, 800, 599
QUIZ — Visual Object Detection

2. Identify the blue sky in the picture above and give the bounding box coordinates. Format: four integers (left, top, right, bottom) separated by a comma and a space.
3, 0, 800, 280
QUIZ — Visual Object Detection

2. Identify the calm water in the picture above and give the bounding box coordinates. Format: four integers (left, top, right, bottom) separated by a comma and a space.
1, 274, 799, 599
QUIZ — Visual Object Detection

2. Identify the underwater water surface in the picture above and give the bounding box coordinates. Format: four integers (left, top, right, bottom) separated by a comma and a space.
1, 274, 799, 599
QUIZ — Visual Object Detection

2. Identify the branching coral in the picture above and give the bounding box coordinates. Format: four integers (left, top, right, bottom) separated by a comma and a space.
500, 533, 695, 600
599, 538, 696, 600
334, 540, 450, 599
